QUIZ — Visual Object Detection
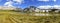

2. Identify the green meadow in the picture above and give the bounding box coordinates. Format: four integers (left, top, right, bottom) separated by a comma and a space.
0, 10, 60, 23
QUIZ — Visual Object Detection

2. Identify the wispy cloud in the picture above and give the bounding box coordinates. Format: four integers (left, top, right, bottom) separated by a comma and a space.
38, 0, 49, 2
53, 0, 56, 2
37, 0, 56, 2
4, 0, 24, 7
13, 0, 24, 4
4, 1, 13, 7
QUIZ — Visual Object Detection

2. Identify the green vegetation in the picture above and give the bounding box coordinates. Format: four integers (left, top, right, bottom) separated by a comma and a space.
0, 10, 60, 23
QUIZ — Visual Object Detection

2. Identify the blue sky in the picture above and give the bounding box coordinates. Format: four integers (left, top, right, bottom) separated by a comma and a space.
0, 0, 60, 9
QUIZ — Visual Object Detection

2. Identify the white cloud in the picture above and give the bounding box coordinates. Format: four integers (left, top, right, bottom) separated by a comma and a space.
38, 0, 56, 2
4, 0, 24, 7
38, 0, 49, 2
13, 0, 24, 3
7, 0, 11, 1
7, 0, 24, 3
37, 5, 60, 9
53, 5, 60, 7
4, 1, 13, 7
7, 0, 24, 4
53, 0, 56, 2
37, 5, 52, 9
53, 5, 60, 9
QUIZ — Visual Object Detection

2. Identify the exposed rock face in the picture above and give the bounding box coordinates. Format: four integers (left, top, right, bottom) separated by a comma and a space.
23, 6, 60, 13
23, 6, 40, 12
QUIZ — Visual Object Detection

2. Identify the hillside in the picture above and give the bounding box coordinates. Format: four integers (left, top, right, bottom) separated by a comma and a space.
0, 11, 60, 23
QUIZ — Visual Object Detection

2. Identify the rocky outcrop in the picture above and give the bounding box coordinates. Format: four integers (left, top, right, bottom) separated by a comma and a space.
23, 6, 40, 12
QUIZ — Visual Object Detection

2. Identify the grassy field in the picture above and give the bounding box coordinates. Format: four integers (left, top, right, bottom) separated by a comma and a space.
0, 11, 60, 23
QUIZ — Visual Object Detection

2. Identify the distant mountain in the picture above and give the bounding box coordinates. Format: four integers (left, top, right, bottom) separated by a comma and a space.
0, 6, 22, 12
0, 6, 16, 10
23, 6, 40, 12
